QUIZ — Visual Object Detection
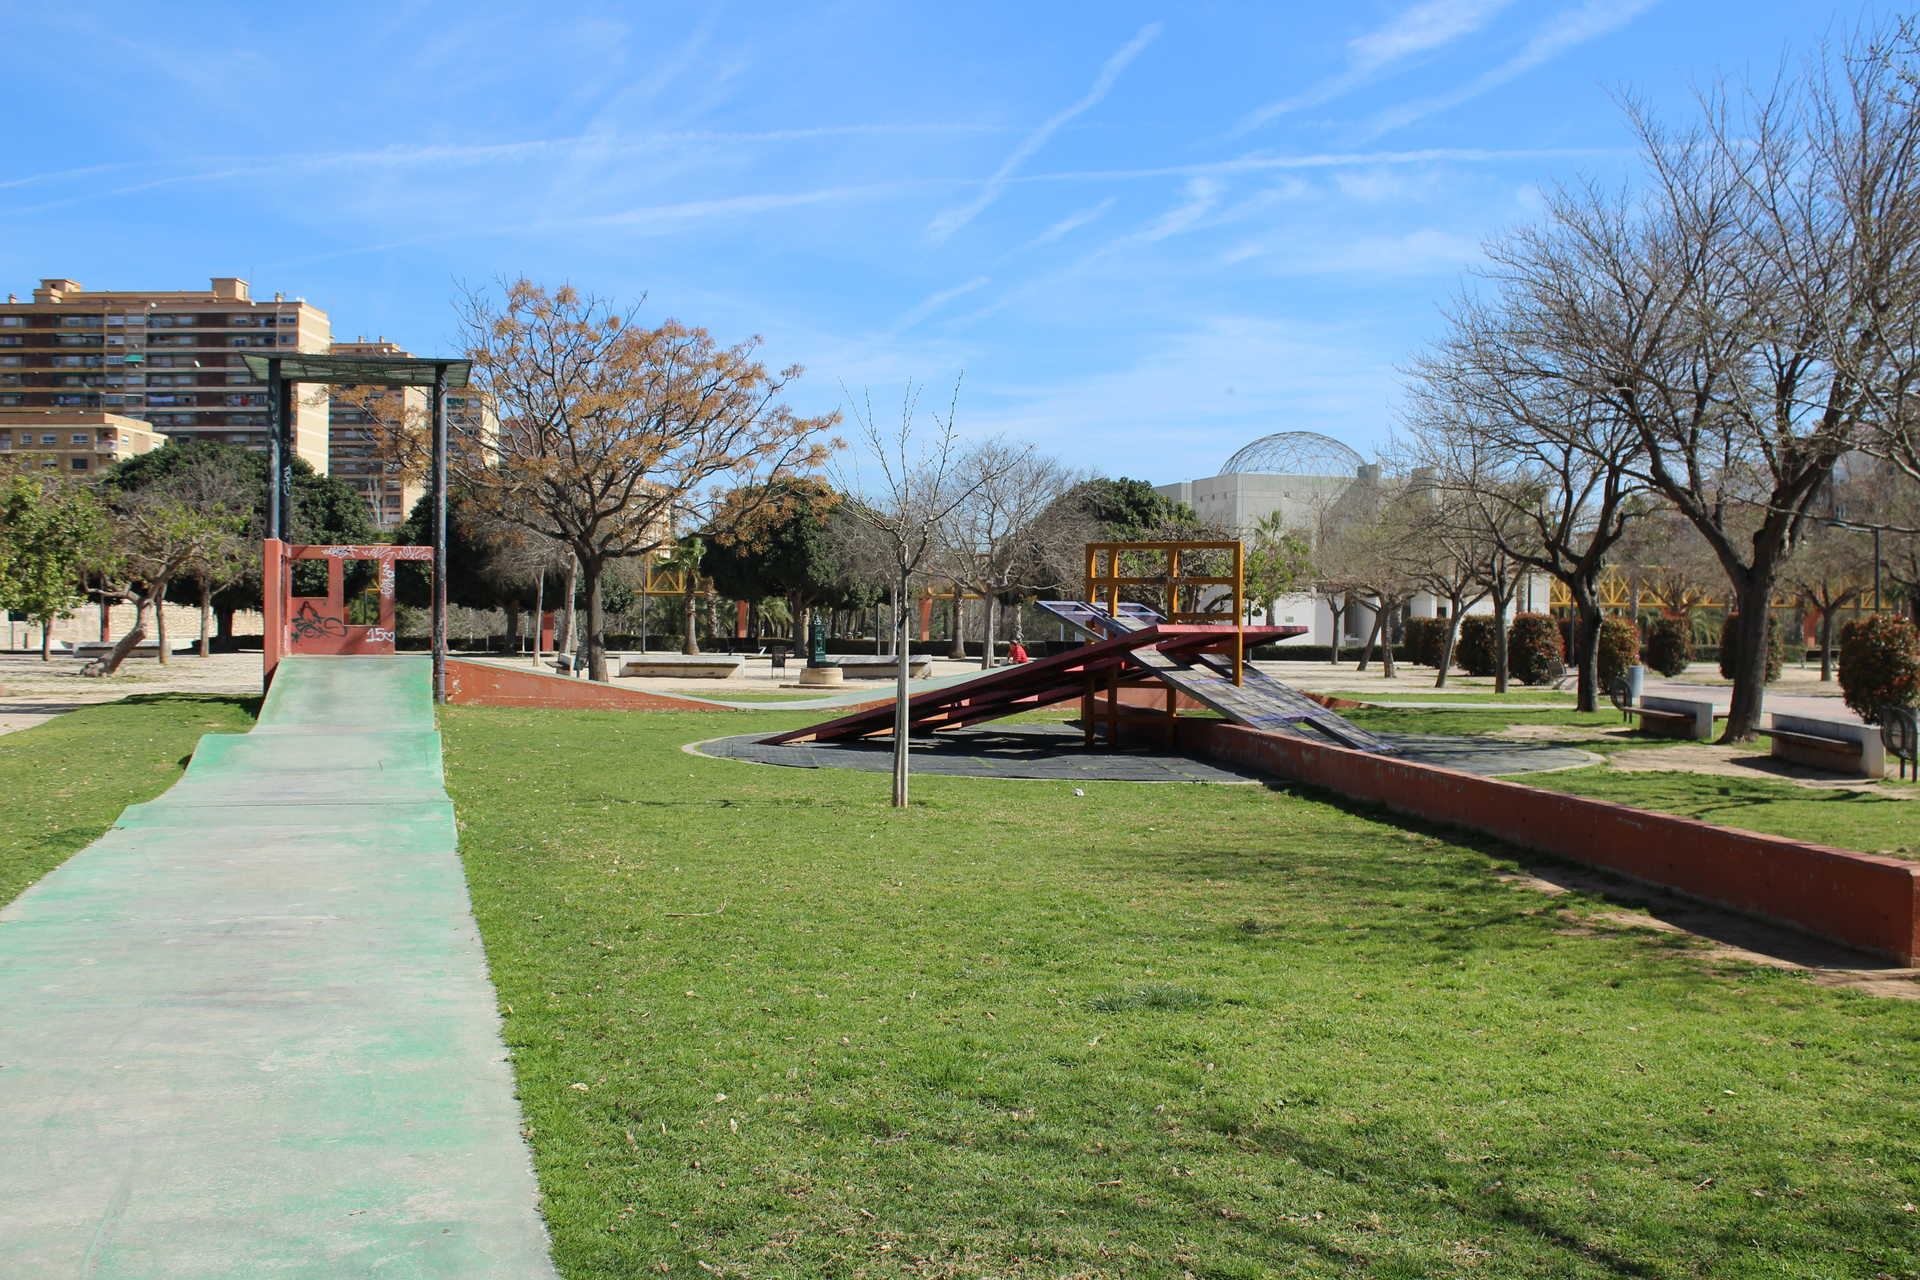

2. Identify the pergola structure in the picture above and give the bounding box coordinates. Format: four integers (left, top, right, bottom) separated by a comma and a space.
241, 352, 471, 703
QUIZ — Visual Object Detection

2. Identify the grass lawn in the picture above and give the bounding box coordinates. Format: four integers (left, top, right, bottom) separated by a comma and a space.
1339, 706, 1665, 749
0, 693, 258, 909
1326, 689, 1582, 706
1529, 768, 1919, 860
442, 706, 1920, 1280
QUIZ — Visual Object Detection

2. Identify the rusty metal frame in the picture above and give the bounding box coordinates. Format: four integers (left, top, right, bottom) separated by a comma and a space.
1084, 540, 1245, 684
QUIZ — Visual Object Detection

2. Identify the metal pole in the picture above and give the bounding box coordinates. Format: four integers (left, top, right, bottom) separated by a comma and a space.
266, 358, 284, 540
431, 364, 449, 704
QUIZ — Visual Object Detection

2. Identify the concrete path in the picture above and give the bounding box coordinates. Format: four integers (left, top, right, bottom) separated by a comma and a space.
0, 656, 555, 1277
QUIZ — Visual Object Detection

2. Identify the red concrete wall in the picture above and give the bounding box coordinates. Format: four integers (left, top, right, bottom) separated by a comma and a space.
1170, 719, 1920, 964
443, 660, 730, 712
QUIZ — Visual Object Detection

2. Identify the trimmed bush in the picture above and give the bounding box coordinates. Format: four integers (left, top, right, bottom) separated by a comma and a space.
1404, 617, 1448, 668
1837, 615, 1920, 725
1510, 613, 1565, 686
1719, 614, 1783, 683
1645, 616, 1693, 677
1596, 616, 1641, 686
1456, 615, 1498, 678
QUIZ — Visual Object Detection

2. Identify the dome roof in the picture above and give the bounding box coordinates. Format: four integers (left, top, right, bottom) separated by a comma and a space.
1220, 431, 1365, 477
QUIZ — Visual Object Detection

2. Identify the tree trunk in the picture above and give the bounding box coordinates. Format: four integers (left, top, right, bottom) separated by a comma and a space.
154, 587, 170, 664
532, 573, 545, 666
582, 556, 608, 682
504, 603, 521, 654
1721, 577, 1776, 742
1356, 605, 1382, 672
198, 579, 213, 658
556, 557, 577, 662
682, 591, 699, 655
1570, 587, 1602, 712
946, 591, 966, 660
216, 604, 235, 645
1435, 614, 1462, 689
1328, 600, 1345, 664
892, 568, 913, 807
91, 597, 151, 677
1378, 602, 1397, 678
886, 584, 899, 656
39, 619, 52, 661
1818, 605, 1838, 681
979, 594, 997, 670
1493, 595, 1511, 695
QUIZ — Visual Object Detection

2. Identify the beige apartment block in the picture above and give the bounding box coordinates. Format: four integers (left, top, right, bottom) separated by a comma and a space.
328, 338, 497, 529
0, 276, 331, 469
0, 410, 168, 478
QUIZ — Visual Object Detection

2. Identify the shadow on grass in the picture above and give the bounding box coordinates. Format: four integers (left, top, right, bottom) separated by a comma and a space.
1236, 779, 1913, 975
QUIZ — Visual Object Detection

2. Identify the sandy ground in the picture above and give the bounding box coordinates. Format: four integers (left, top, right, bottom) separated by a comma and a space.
0, 651, 261, 736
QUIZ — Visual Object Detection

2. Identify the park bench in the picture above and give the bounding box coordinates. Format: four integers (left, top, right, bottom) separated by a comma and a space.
1763, 712, 1886, 778
66, 640, 181, 661
618, 654, 745, 679
1631, 695, 1717, 740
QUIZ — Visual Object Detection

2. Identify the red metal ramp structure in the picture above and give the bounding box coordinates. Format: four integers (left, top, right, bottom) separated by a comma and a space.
1037, 600, 1390, 752
762, 604, 1389, 753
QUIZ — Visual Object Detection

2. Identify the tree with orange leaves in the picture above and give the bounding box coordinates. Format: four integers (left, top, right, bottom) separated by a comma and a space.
451, 280, 839, 681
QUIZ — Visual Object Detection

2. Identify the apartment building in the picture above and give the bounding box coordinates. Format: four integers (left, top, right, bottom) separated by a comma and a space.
0, 277, 331, 468
327, 338, 497, 529
0, 411, 169, 476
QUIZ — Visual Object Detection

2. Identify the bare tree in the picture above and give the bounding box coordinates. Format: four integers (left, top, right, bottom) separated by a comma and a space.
938, 441, 1081, 669
1421, 33, 1920, 736
1404, 375, 1642, 711
835, 380, 1016, 807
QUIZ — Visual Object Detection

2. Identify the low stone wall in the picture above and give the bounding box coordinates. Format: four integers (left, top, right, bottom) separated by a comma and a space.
443, 660, 728, 712
1168, 718, 1920, 964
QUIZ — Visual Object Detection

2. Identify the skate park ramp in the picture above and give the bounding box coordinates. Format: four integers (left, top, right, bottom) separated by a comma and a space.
0, 655, 555, 1278
1037, 600, 1390, 752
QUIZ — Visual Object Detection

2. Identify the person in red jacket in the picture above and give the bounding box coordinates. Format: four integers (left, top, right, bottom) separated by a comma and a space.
1008, 640, 1030, 664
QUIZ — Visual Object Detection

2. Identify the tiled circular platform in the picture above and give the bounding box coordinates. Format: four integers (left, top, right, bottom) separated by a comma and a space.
697, 723, 1596, 782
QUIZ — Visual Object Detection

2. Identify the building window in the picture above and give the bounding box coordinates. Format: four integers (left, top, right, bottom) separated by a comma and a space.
0, 316, 23, 327
71, 433, 89, 444
70, 457, 88, 471
40, 434, 58, 444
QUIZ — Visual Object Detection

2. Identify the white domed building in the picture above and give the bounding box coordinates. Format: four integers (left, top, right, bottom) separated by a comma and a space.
1154, 433, 1540, 648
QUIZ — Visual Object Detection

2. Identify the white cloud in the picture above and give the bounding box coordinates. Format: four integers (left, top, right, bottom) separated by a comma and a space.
1225, 227, 1483, 275
1363, 0, 1660, 137
925, 22, 1163, 245
1018, 198, 1118, 252
1236, 0, 1519, 134
890, 276, 993, 334
1135, 178, 1225, 242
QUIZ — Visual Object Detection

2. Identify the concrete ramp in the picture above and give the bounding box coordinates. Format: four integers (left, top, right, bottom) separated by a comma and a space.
0, 656, 555, 1278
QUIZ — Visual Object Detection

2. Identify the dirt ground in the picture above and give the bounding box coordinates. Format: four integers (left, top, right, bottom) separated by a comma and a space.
0, 651, 261, 735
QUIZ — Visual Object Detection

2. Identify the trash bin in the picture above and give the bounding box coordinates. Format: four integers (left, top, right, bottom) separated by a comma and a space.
770, 645, 789, 672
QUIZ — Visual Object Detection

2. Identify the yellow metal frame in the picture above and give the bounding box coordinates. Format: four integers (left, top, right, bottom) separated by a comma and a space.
1548, 568, 1812, 615
1084, 540, 1246, 685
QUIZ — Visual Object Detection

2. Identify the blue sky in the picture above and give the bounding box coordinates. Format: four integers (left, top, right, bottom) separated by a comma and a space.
1, 1, 1888, 485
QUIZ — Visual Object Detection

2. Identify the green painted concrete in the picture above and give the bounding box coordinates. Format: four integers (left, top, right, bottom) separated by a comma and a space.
0, 656, 556, 1278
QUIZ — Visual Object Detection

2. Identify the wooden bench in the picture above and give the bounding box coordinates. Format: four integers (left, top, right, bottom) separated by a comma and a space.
1631, 695, 1717, 740
1764, 712, 1885, 777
